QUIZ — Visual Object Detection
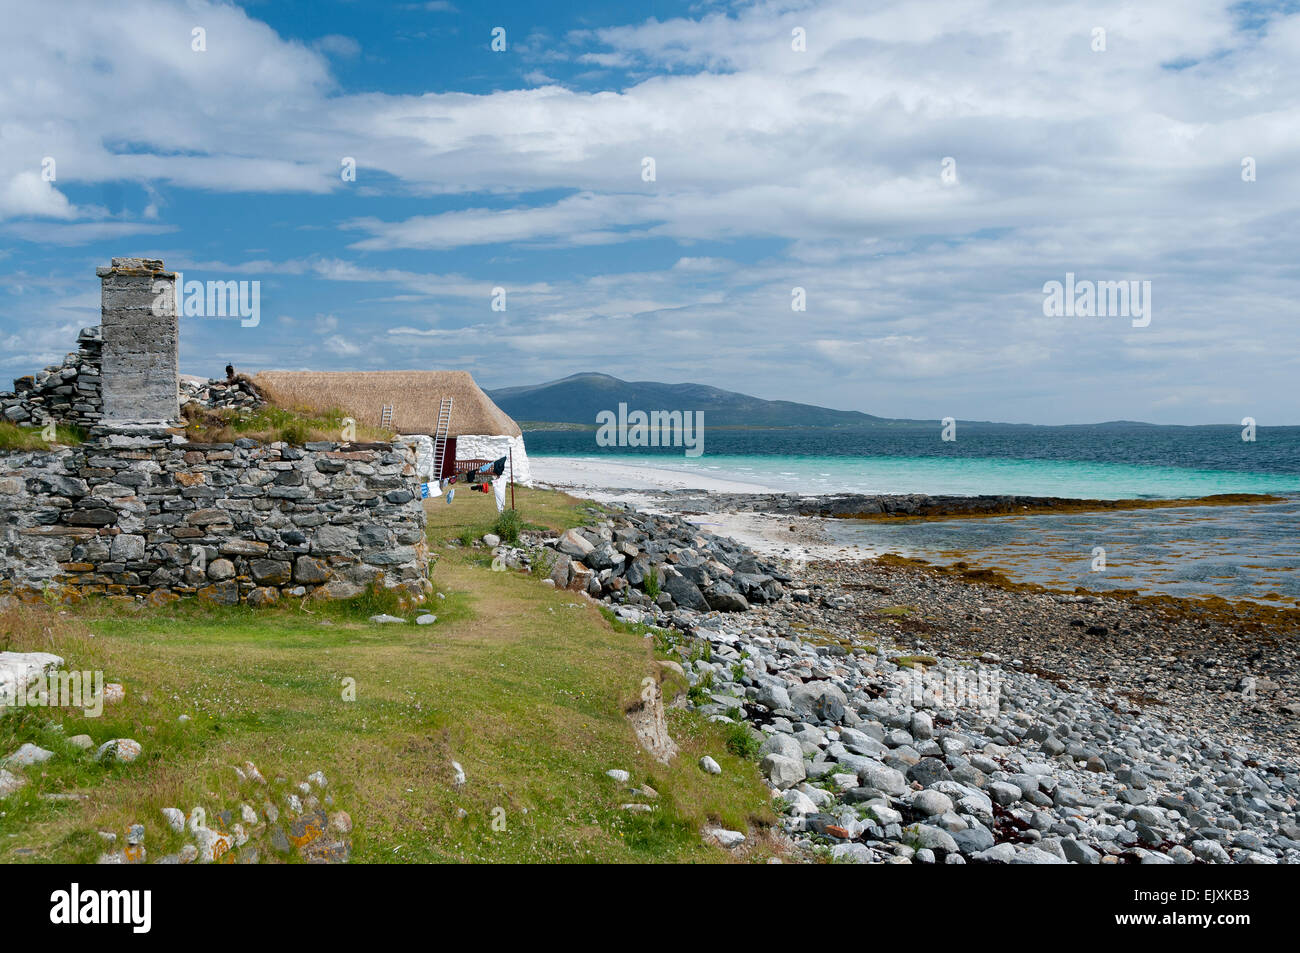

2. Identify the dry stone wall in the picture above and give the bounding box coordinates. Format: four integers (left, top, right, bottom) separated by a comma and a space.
0, 430, 428, 606
0, 326, 103, 429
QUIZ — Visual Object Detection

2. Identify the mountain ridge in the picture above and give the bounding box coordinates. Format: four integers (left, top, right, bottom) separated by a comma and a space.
485, 373, 1269, 429
486, 372, 889, 429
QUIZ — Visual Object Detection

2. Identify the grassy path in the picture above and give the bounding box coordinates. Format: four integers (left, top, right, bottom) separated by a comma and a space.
0, 488, 775, 863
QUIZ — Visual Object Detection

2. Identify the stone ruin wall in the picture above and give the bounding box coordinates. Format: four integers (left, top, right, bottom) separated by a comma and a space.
97, 257, 179, 424
0, 433, 429, 606
0, 327, 103, 429
0, 257, 430, 606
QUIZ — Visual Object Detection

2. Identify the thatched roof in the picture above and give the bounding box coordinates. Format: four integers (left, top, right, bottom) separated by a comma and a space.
252, 370, 522, 438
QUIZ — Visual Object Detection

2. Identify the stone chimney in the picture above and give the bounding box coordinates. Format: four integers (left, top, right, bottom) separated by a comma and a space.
96, 257, 179, 425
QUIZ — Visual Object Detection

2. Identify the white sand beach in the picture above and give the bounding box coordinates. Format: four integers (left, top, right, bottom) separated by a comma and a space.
529, 456, 780, 494
688, 510, 878, 562
530, 455, 877, 561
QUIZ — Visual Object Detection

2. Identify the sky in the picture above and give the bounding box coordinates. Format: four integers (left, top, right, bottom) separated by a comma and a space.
1, 0, 1298, 425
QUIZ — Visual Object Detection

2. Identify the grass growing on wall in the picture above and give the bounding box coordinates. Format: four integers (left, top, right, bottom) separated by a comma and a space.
0, 421, 85, 450
180, 402, 393, 446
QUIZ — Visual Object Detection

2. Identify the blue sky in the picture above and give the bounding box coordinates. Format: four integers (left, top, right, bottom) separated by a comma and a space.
2, 0, 1299, 424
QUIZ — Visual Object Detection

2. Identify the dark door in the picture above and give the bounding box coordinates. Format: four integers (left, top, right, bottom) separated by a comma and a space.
440, 437, 457, 480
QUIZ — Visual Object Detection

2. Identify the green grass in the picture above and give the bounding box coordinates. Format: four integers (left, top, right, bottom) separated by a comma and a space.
492, 508, 524, 545
0, 487, 776, 863
722, 722, 762, 761
426, 484, 601, 547
181, 402, 392, 446
0, 421, 85, 450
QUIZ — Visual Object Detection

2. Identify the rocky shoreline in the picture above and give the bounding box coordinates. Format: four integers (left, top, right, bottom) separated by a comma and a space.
527, 497, 1300, 864
643, 488, 1284, 520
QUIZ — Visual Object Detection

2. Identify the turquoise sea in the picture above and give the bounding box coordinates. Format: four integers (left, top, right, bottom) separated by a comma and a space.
528, 424, 1300, 604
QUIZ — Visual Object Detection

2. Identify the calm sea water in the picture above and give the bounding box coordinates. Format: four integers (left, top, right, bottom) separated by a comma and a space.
527, 424, 1300, 498
826, 500, 1300, 607
528, 423, 1300, 603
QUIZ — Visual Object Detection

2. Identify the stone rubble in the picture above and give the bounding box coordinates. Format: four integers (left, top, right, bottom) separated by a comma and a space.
179, 375, 264, 413
0, 320, 261, 433
94, 764, 351, 864
563, 505, 1299, 864
528, 503, 786, 612
682, 612, 1298, 863
0, 327, 102, 430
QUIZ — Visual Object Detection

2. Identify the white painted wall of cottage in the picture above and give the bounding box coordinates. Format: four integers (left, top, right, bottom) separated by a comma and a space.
454, 433, 531, 486
403, 433, 531, 486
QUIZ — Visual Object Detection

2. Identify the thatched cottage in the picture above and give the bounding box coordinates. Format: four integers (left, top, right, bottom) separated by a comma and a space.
253, 370, 532, 486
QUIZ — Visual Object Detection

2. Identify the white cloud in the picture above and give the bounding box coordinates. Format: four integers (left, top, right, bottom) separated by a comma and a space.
314, 35, 361, 58
1, 221, 178, 245
323, 334, 360, 356
345, 192, 650, 250
0, 172, 78, 219
1, 0, 1299, 421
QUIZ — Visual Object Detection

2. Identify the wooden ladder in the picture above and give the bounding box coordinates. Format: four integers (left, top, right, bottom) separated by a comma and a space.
380, 404, 394, 429
431, 397, 453, 481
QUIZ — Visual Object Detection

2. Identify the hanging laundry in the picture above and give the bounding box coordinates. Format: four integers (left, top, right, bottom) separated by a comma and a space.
441, 458, 507, 486
493, 473, 507, 513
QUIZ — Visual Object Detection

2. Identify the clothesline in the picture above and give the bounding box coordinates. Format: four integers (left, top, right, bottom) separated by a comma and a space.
419, 455, 508, 512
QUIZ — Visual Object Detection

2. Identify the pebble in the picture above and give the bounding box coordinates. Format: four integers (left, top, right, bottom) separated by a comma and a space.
0, 768, 26, 797
3, 743, 54, 768
911, 790, 953, 817
704, 827, 746, 848
618, 503, 1300, 866
193, 828, 234, 863
95, 738, 142, 764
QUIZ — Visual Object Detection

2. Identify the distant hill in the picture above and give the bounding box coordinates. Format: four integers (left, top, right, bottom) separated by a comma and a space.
484, 374, 1275, 429
486, 373, 888, 428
